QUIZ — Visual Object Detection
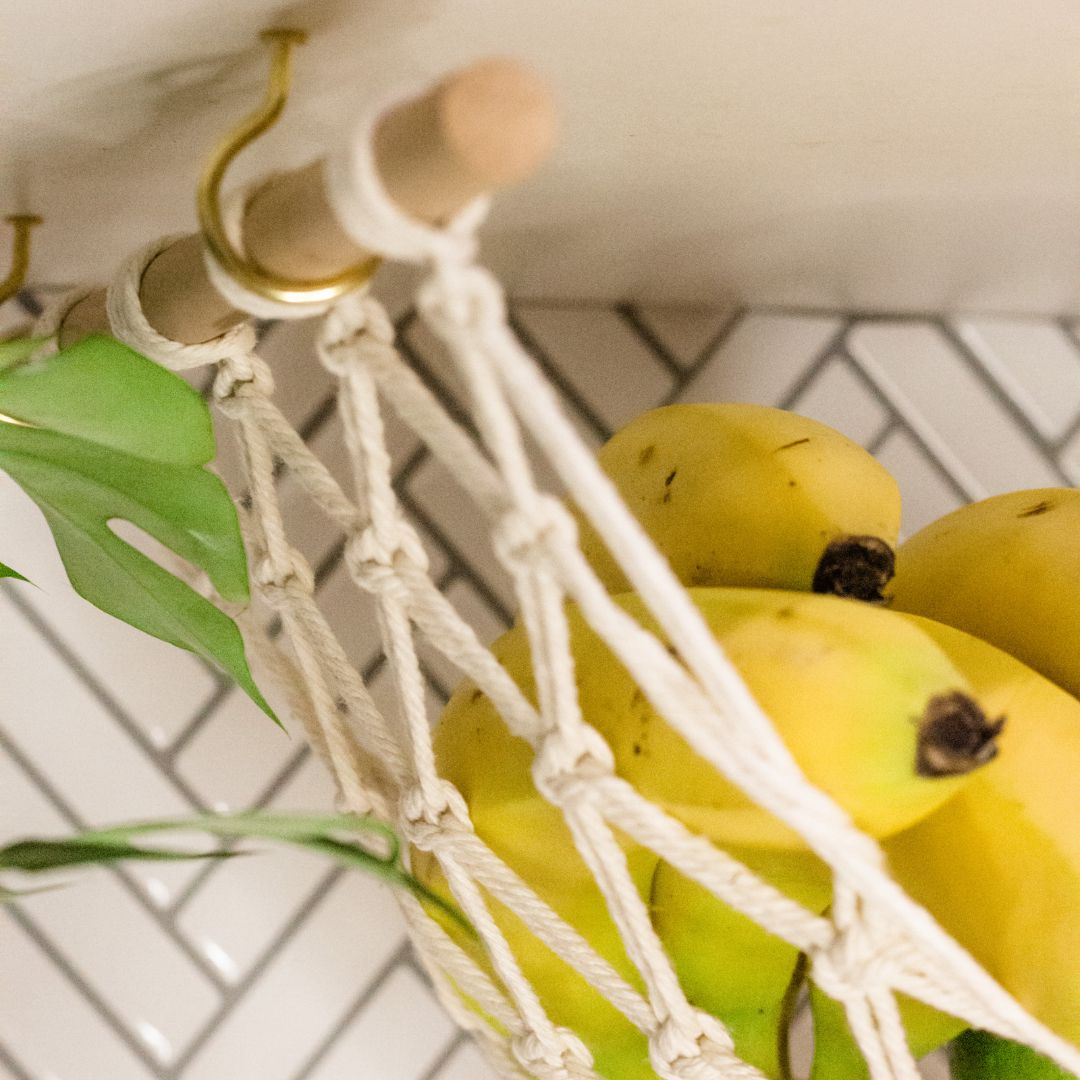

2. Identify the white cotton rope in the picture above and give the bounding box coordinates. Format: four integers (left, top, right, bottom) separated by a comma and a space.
86, 78, 1080, 1080
324, 86, 490, 267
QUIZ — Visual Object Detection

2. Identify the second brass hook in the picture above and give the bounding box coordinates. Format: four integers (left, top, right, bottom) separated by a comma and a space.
197, 28, 379, 307
0, 215, 43, 307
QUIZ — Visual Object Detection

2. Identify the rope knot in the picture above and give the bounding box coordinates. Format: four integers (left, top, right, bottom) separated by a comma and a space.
317, 293, 398, 377
492, 496, 578, 574
213, 352, 275, 415
398, 781, 473, 852
417, 264, 506, 338
254, 547, 315, 607
651, 1011, 764, 1080
809, 917, 909, 1005
511, 1027, 594, 1080
532, 724, 615, 806
345, 522, 429, 602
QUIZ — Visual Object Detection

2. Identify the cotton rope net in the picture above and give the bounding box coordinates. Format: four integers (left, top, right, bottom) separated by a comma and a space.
37, 102, 1080, 1080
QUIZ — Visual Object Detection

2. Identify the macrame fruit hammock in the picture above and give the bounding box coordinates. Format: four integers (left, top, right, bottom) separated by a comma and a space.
38, 51, 1080, 1080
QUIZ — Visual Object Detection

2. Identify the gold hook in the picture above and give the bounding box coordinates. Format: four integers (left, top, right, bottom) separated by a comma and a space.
197, 28, 379, 306
0, 215, 43, 306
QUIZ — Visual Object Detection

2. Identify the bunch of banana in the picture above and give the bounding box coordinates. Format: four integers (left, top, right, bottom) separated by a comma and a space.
416, 402, 1077, 1080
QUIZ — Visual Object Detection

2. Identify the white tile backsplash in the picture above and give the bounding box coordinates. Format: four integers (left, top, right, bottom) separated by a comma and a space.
679, 313, 842, 405
3, 298, 1076, 1080
0, 919, 157, 1080
181, 875, 407, 1080
514, 306, 675, 431
304, 967, 457, 1080
957, 318, 1080, 440
788, 354, 892, 447
851, 321, 1062, 498
433, 1040, 504, 1080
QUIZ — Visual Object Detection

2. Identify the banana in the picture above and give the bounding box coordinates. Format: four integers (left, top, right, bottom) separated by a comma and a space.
650, 847, 832, 1078
884, 614, 1080, 1051
951, 1029, 1073, 1079
572, 404, 902, 601
413, 588, 1000, 1080
890, 487, 1080, 699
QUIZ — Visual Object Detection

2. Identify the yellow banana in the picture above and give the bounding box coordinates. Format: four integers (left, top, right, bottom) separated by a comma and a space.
890, 487, 1080, 698
413, 588, 1000, 1080
573, 404, 901, 601
884, 614, 1080, 1051
650, 847, 832, 1078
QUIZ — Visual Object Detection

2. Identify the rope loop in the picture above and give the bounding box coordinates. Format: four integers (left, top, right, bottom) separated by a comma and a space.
532, 724, 615, 806
254, 546, 315, 608
511, 1027, 595, 1080
212, 351, 276, 415
492, 495, 578, 575
399, 779, 473, 851
107, 235, 258, 369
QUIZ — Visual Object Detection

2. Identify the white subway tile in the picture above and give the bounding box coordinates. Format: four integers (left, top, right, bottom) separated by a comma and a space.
0, 920, 155, 1080
173, 753, 341, 985
514, 307, 673, 432
306, 966, 457, 1080
873, 428, 965, 540
182, 873, 407, 1080
1060, 425, 1080, 484
957, 318, 1080, 440
635, 306, 734, 368
17, 871, 219, 1065
789, 356, 890, 447
0, 472, 218, 749
317, 557, 384, 675
173, 684, 296, 813
417, 578, 509, 698
679, 313, 841, 406
0, 596, 201, 905
434, 1039, 503, 1080
0, 749, 69, 842
850, 322, 1061, 498
257, 320, 336, 429
0, 744, 200, 914
406, 456, 515, 612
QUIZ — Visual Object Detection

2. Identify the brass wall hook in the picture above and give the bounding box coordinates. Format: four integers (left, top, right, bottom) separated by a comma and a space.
0, 215, 43, 306
197, 28, 379, 307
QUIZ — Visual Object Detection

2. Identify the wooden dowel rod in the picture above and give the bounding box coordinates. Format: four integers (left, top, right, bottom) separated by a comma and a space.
58, 57, 556, 347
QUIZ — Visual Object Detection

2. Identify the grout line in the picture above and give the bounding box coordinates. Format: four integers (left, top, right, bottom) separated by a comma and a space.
866, 416, 901, 456
287, 942, 423, 1080
0, 724, 231, 997
614, 303, 687, 379
169, 866, 347, 1074
396, 489, 515, 628
2, 905, 168, 1075
164, 680, 237, 762
505, 309, 614, 443
935, 320, 1071, 482
838, 344, 976, 506
661, 306, 748, 403
0, 1040, 35, 1080
777, 317, 858, 412
415, 1030, 471, 1080
1, 587, 212, 814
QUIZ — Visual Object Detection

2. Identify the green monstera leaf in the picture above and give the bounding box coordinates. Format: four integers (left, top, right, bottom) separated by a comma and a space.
0, 334, 275, 721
